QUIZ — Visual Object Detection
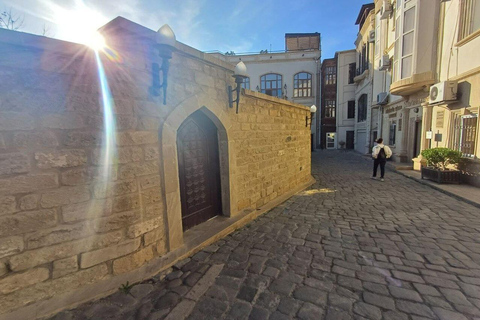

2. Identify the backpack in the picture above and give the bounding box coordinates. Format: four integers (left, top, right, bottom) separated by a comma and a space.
378, 147, 386, 160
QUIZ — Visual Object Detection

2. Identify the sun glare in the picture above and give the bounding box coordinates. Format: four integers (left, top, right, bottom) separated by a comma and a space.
49, 0, 108, 49
88, 32, 106, 50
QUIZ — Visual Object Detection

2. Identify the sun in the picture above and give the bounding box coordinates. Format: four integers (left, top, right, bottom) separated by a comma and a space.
48, 1, 108, 50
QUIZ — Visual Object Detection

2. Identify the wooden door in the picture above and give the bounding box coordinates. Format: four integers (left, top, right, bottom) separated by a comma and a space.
177, 111, 222, 231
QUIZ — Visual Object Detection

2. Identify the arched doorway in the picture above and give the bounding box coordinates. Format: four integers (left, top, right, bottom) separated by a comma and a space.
176, 110, 222, 231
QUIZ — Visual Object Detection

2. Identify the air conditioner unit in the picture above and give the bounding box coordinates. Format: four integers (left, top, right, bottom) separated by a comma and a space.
368, 30, 375, 43
429, 81, 458, 104
380, 0, 392, 20
379, 55, 391, 71
377, 92, 389, 105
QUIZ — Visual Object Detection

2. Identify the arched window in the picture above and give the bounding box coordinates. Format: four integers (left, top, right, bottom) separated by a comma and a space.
260, 74, 282, 97
241, 77, 250, 90
293, 72, 312, 97
357, 94, 368, 122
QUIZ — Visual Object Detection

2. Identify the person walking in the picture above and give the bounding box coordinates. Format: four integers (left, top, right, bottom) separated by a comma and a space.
371, 138, 392, 181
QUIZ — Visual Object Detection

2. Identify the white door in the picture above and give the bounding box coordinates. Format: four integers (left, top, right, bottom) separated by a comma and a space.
326, 132, 336, 149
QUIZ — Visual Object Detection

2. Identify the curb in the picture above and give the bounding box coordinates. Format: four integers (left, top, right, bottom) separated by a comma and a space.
392, 169, 480, 209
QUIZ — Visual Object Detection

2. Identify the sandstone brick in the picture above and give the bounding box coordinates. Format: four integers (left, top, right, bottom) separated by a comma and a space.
64, 131, 102, 147
26, 221, 93, 249
40, 186, 90, 208
127, 217, 163, 238
0, 173, 58, 195
0, 262, 7, 277
9, 231, 122, 271
0, 112, 35, 130
118, 161, 159, 180
53, 256, 78, 279
141, 188, 162, 204
145, 203, 164, 219
144, 146, 160, 161
0, 236, 24, 259
80, 238, 141, 269
91, 146, 143, 165
113, 194, 141, 213
0, 153, 30, 175
139, 175, 161, 190
0, 209, 56, 237
138, 117, 161, 130
0, 264, 108, 315
0, 195, 17, 215
35, 149, 87, 169
13, 131, 59, 147
19, 194, 40, 211
41, 113, 85, 129
93, 179, 137, 198
0, 268, 50, 294
144, 227, 165, 246
61, 167, 93, 186
93, 210, 140, 233
117, 131, 158, 146
62, 199, 113, 222
113, 244, 155, 275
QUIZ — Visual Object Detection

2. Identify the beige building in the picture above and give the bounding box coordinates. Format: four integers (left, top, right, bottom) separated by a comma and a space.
421, 0, 480, 177
0, 17, 314, 319
335, 49, 357, 149
210, 33, 321, 148
353, 4, 376, 154
368, 0, 479, 173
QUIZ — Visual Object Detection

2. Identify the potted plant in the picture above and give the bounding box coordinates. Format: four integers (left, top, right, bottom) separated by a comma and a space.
420, 147, 462, 184
338, 141, 346, 150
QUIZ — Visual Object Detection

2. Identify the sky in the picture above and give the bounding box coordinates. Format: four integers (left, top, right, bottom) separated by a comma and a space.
0, 0, 371, 60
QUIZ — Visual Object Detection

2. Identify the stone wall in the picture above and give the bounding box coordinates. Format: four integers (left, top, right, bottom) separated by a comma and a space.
0, 18, 312, 318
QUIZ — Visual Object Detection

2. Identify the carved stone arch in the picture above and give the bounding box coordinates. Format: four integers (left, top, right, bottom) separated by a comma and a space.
161, 95, 232, 250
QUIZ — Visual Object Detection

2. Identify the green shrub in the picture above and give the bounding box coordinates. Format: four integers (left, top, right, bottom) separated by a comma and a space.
421, 147, 462, 170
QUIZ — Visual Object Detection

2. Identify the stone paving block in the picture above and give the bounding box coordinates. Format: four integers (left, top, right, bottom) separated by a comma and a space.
363, 292, 395, 310
298, 302, 325, 320
353, 302, 382, 320
389, 286, 423, 302
293, 286, 327, 306
396, 300, 435, 318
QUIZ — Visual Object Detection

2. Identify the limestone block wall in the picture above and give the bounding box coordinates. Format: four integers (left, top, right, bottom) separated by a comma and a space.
0, 20, 312, 318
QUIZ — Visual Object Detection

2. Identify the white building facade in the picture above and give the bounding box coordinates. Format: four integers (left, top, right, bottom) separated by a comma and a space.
210, 34, 322, 148
335, 49, 357, 149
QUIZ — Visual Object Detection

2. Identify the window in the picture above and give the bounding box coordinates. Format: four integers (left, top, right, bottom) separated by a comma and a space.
293, 72, 312, 97
347, 100, 355, 119
459, 0, 480, 41
260, 74, 282, 97
241, 77, 250, 90
452, 114, 477, 157
348, 63, 356, 84
393, 1, 416, 81
389, 122, 397, 145
375, 13, 381, 56
357, 94, 368, 122
324, 66, 336, 85
325, 100, 336, 118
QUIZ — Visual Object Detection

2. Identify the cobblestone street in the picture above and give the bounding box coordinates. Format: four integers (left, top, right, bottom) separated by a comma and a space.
53, 150, 480, 320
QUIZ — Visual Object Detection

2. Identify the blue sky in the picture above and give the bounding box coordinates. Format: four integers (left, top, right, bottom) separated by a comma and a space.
0, 0, 370, 60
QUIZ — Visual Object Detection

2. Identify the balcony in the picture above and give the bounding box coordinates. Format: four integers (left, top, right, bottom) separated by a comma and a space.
390, 71, 435, 96
354, 66, 369, 83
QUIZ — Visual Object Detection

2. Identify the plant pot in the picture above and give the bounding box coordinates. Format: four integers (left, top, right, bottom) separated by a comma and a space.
421, 167, 461, 184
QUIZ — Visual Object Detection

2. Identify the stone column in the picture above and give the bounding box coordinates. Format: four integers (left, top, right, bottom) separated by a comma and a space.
398, 107, 410, 163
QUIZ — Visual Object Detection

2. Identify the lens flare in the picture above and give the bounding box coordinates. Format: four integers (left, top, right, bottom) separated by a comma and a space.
87, 32, 106, 50
94, 51, 117, 178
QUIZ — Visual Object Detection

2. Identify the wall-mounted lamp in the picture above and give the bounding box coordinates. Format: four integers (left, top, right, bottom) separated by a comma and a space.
151, 24, 176, 105
228, 61, 248, 114
306, 105, 317, 127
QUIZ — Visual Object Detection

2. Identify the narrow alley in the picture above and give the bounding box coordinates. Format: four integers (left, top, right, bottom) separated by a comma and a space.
52, 151, 480, 320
